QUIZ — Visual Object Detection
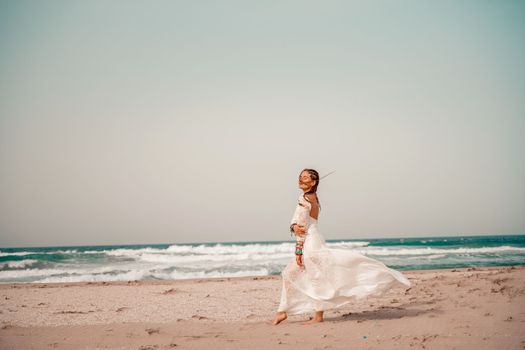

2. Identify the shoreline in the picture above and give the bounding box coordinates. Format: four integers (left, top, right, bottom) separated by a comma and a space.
1, 265, 524, 349
1, 264, 523, 289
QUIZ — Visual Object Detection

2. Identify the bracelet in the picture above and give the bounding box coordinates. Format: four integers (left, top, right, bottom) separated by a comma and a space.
295, 241, 304, 255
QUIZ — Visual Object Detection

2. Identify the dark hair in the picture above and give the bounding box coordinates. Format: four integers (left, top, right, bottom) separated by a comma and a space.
300, 168, 321, 208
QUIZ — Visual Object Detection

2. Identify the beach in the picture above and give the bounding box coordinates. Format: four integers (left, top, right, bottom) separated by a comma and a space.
0, 266, 524, 349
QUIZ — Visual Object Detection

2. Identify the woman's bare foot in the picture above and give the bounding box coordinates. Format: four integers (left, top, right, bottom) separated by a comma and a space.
272, 311, 287, 325
302, 311, 324, 325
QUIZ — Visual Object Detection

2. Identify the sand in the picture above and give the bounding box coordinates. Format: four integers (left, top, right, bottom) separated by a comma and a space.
1, 266, 524, 349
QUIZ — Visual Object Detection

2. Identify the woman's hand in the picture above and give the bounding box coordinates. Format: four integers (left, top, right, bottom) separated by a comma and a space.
295, 254, 304, 268
293, 224, 306, 237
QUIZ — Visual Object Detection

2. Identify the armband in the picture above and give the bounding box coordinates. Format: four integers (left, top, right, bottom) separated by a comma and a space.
295, 241, 304, 255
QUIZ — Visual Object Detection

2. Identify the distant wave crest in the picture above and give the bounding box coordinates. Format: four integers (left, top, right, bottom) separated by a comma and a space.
1, 237, 524, 283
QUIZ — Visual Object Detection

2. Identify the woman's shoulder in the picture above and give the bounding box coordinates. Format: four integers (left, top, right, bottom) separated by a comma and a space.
303, 193, 318, 204
297, 194, 309, 206
298, 193, 317, 208
304, 192, 316, 200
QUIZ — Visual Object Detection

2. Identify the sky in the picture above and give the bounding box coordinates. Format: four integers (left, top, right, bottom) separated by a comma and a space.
0, 0, 524, 248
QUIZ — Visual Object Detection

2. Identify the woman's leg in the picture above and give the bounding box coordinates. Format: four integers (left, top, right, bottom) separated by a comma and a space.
273, 266, 291, 325
273, 283, 288, 325
272, 311, 287, 325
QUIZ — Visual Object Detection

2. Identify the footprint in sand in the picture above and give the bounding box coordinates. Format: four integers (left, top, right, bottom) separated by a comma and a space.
162, 288, 179, 295
191, 315, 208, 320
138, 345, 158, 350
145, 328, 160, 335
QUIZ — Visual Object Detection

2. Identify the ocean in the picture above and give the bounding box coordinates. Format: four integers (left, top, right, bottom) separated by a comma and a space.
1, 234, 524, 284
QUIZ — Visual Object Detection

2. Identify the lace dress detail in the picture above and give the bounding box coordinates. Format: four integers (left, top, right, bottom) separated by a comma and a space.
278, 194, 411, 315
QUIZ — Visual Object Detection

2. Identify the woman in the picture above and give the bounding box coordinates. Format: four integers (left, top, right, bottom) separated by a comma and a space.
273, 169, 411, 325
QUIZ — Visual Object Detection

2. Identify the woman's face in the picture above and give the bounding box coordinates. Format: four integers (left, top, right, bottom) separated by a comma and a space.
299, 171, 316, 192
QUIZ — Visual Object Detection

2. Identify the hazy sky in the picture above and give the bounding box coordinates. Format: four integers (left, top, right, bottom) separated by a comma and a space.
1, 0, 524, 248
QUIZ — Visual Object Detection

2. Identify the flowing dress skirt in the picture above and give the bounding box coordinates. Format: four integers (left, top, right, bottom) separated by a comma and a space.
278, 222, 411, 315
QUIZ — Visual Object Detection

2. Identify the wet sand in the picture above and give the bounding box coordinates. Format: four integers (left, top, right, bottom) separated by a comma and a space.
1, 266, 524, 349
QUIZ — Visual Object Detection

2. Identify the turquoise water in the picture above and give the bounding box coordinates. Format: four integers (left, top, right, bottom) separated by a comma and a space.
1, 234, 524, 283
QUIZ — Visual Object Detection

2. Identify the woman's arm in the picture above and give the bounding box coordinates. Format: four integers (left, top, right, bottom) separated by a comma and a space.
290, 199, 307, 239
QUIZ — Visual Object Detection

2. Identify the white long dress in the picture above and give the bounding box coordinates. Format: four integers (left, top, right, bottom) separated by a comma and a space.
277, 194, 411, 315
